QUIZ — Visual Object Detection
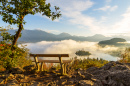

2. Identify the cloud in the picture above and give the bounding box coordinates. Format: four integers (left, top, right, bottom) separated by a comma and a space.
110, 6, 118, 11
111, 7, 130, 35
46, 0, 129, 36
21, 40, 119, 61
47, 0, 94, 12
94, 5, 118, 11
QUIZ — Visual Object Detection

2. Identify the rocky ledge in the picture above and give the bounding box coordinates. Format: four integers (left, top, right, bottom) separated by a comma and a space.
0, 61, 130, 86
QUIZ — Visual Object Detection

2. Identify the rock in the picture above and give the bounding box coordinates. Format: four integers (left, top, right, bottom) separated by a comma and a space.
20, 82, 32, 86
100, 61, 116, 70
6, 74, 15, 79
107, 70, 130, 86
6, 83, 19, 86
67, 80, 74, 85
15, 74, 25, 79
109, 64, 129, 72
91, 70, 110, 80
7, 79, 18, 84
47, 81, 57, 86
0, 79, 5, 84
61, 79, 67, 85
86, 67, 98, 73
23, 65, 35, 71
29, 80, 39, 86
23, 65, 36, 74
93, 79, 103, 86
82, 72, 93, 80
79, 80, 94, 86
85, 61, 130, 86
10, 67, 23, 74
125, 63, 130, 67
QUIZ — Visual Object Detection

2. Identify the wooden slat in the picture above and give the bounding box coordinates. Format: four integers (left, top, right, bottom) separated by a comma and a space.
30, 54, 69, 57
37, 60, 72, 63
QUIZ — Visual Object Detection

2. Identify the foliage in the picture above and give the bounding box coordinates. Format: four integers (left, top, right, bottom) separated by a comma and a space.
0, 27, 32, 72
0, 0, 61, 45
0, 0, 61, 24
71, 57, 109, 70
0, 42, 32, 71
0, 26, 14, 43
75, 50, 91, 57
119, 47, 130, 63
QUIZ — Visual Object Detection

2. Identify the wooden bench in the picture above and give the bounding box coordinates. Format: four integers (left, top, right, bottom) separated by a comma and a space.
30, 54, 72, 75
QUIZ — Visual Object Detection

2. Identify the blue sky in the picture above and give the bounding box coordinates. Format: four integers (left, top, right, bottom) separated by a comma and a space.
0, 0, 130, 37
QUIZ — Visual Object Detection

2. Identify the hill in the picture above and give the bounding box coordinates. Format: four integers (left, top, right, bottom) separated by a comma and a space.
98, 38, 127, 47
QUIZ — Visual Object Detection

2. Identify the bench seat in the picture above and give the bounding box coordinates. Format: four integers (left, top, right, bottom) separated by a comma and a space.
37, 60, 72, 63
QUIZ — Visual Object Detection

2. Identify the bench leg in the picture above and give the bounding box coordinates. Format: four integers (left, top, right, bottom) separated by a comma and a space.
35, 62, 40, 71
34, 56, 39, 71
60, 63, 64, 75
40, 62, 44, 71
64, 63, 67, 75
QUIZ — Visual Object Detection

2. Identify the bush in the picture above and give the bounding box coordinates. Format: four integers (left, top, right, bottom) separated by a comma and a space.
119, 47, 130, 63
0, 43, 32, 72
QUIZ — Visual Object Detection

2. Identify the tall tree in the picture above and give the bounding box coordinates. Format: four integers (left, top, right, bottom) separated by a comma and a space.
0, 0, 61, 45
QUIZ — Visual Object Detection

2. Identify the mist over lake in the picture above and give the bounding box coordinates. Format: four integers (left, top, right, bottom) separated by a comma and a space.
19, 40, 120, 61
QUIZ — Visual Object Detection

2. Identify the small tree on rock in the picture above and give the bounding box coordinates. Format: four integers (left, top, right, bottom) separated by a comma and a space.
75, 50, 91, 58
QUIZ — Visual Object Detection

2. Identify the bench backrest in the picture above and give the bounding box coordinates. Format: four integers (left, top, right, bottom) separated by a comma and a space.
30, 54, 69, 57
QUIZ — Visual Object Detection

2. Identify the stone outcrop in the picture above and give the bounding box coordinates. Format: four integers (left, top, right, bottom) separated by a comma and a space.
0, 61, 130, 86
86, 61, 130, 86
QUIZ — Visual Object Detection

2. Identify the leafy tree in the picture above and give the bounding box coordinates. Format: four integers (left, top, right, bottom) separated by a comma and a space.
0, 0, 61, 46
0, 27, 32, 71
75, 50, 91, 57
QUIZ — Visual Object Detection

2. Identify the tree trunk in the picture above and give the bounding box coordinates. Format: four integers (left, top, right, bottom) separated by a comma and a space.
12, 16, 23, 46
11, 16, 24, 59
12, 23, 23, 45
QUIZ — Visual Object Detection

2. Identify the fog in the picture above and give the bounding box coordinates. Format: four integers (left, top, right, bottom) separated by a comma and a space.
20, 40, 119, 61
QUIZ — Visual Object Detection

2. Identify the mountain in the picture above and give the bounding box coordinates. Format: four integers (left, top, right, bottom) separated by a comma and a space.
84, 34, 110, 42
4, 29, 129, 43
57, 32, 71, 38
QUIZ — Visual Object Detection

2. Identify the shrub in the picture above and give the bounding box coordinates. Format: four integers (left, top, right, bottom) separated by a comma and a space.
0, 42, 32, 71
70, 57, 109, 70
119, 47, 130, 63
0, 26, 32, 72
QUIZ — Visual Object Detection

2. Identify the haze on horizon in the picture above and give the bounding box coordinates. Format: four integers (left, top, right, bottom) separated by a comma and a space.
0, 0, 130, 37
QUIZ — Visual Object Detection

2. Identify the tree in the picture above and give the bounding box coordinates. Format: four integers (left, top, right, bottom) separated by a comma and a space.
75, 50, 91, 57
0, 0, 61, 46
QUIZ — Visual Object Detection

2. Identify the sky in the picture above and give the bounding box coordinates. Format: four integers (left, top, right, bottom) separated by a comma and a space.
0, 0, 130, 37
